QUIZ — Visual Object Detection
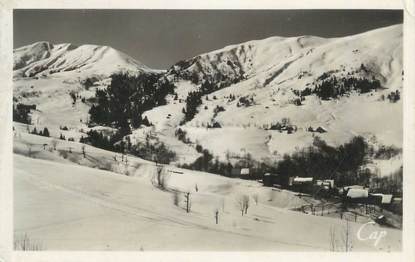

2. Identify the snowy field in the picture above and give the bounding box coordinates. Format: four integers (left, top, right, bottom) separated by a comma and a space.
12, 24, 403, 252
14, 132, 402, 251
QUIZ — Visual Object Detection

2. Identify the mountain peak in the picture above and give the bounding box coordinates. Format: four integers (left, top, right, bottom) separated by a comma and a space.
13, 42, 154, 79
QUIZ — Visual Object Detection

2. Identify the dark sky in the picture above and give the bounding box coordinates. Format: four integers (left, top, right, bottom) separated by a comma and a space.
14, 9, 402, 69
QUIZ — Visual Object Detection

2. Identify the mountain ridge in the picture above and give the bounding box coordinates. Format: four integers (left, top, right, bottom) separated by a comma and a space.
13, 41, 156, 79
13, 24, 403, 173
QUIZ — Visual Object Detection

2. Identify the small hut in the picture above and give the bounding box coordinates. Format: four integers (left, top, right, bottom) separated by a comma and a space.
240, 168, 250, 176
315, 126, 327, 133
263, 173, 280, 187
290, 176, 314, 193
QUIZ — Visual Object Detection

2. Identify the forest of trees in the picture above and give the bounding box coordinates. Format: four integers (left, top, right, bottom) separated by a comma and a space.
13, 103, 36, 124
89, 73, 174, 136
181, 80, 218, 123
294, 67, 383, 100
82, 72, 176, 160
79, 130, 177, 164
371, 166, 402, 197
182, 91, 203, 122
179, 146, 234, 176
81, 76, 99, 90
386, 90, 401, 103
175, 128, 191, 144
312, 75, 382, 100
275, 136, 371, 187
79, 130, 117, 151
30, 127, 50, 137
179, 136, 376, 189
129, 134, 177, 164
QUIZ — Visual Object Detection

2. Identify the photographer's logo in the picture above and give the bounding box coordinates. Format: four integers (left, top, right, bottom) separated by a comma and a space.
357, 221, 387, 247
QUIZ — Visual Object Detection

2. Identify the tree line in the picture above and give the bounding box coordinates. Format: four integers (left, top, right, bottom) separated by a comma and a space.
295, 66, 383, 100
181, 80, 218, 123
275, 136, 370, 187
179, 136, 393, 190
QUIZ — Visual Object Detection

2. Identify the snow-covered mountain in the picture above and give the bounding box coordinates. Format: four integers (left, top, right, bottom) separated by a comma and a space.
143, 24, 403, 171
13, 41, 155, 79
12, 25, 404, 251
166, 24, 401, 98
13, 41, 162, 130
13, 25, 403, 175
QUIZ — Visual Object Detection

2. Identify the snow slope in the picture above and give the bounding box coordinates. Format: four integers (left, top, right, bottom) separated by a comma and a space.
14, 136, 401, 251
13, 41, 160, 135
13, 25, 403, 174
142, 24, 402, 172
167, 24, 401, 93
13, 41, 154, 79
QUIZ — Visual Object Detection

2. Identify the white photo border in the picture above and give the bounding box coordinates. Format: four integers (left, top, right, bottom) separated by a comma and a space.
1, 1, 414, 262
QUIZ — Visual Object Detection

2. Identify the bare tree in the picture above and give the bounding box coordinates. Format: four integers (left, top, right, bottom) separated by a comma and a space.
14, 233, 43, 251
173, 191, 180, 206
329, 226, 337, 252
329, 221, 353, 252
156, 165, 168, 190
341, 220, 352, 252
252, 193, 259, 205
51, 139, 58, 150
237, 196, 245, 216
124, 158, 130, 175
81, 145, 86, 158
184, 192, 191, 213
243, 195, 250, 214
236, 195, 250, 216
59, 150, 69, 159
26, 144, 33, 158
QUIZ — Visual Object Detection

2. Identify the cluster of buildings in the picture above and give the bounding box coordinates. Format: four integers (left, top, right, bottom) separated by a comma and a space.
229, 168, 398, 210
262, 173, 396, 207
